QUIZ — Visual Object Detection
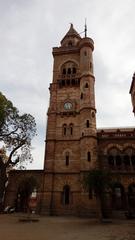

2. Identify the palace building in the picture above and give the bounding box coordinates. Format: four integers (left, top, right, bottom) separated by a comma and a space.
5, 24, 135, 217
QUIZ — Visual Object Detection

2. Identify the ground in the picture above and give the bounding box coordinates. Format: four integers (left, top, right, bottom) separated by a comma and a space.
0, 214, 135, 240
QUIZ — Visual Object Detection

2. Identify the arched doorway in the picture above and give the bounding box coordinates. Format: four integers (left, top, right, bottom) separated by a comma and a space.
16, 176, 38, 212
112, 183, 126, 210
128, 183, 135, 210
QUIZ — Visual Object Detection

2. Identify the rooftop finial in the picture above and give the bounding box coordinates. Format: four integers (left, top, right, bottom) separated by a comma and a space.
70, 23, 73, 29
85, 18, 87, 37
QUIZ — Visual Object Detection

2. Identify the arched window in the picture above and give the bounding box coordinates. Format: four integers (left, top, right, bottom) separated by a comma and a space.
62, 185, 70, 205
72, 67, 76, 74
123, 147, 135, 170
108, 155, 114, 166
62, 68, 66, 75
85, 83, 89, 88
80, 93, 83, 99
62, 80, 65, 86
107, 147, 121, 170
65, 153, 69, 166
91, 111, 95, 118
63, 124, 67, 136
61, 61, 78, 77
112, 183, 125, 210
128, 183, 135, 209
67, 68, 71, 74
90, 62, 92, 70
131, 155, 135, 167
67, 79, 70, 86
72, 79, 75, 85
68, 41, 72, 46
123, 155, 130, 166
116, 155, 122, 166
87, 152, 91, 162
69, 124, 73, 135
86, 120, 90, 128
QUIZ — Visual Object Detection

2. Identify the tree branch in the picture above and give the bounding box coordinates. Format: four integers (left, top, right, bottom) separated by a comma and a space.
6, 140, 26, 167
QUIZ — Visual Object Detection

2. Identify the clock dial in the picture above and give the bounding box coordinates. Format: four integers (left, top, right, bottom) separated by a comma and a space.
64, 102, 72, 110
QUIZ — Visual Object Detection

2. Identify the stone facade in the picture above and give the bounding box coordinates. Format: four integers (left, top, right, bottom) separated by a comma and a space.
42, 24, 135, 216
42, 24, 98, 216
5, 24, 135, 217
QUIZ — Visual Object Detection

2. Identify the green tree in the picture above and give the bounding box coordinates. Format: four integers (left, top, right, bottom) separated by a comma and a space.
17, 176, 38, 212
0, 92, 36, 210
83, 169, 112, 220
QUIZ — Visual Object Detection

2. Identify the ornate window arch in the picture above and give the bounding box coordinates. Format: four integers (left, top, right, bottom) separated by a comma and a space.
61, 61, 78, 76
107, 147, 122, 169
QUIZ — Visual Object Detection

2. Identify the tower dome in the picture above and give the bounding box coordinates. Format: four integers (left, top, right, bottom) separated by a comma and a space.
61, 24, 81, 47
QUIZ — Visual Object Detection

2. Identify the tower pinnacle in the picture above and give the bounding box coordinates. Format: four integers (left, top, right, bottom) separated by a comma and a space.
85, 18, 87, 37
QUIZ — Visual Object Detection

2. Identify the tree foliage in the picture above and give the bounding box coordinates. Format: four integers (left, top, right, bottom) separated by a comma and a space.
0, 92, 36, 167
83, 169, 112, 219
18, 176, 38, 200
83, 169, 111, 197
0, 92, 37, 208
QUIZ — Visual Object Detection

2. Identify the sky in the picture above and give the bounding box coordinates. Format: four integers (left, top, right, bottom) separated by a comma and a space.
0, 0, 135, 169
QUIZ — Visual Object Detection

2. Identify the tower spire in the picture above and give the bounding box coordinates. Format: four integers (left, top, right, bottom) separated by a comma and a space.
85, 18, 87, 37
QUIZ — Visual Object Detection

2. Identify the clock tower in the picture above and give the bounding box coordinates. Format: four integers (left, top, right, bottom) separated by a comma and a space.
43, 24, 98, 216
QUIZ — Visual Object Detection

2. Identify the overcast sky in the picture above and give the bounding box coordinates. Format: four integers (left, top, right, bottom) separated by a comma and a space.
0, 0, 135, 169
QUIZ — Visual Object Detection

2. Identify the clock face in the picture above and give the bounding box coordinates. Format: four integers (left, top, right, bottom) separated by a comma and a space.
64, 102, 72, 110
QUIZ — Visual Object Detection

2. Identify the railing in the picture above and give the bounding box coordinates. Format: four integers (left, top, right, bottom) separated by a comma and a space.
98, 131, 135, 138
58, 73, 80, 79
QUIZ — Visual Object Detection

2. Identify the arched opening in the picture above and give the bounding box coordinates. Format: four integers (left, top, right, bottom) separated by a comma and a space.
69, 124, 73, 135
123, 155, 130, 170
67, 79, 70, 86
65, 153, 69, 166
116, 155, 122, 169
85, 83, 89, 88
131, 155, 135, 169
108, 155, 114, 165
86, 120, 90, 128
67, 68, 71, 74
63, 124, 67, 136
72, 79, 75, 85
62, 68, 66, 75
62, 185, 70, 205
16, 176, 38, 212
72, 67, 76, 74
68, 41, 72, 46
61, 61, 78, 79
87, 151, 91, 162
107, 147, 122, 170
80, 93, 83, 99
62, 80, 65, 86
112, 183, 126, 210
128, 183, 135, 209
90, 62, 92, 70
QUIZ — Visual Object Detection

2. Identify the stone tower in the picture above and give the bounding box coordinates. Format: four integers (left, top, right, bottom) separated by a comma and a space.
43, 24, 98, 216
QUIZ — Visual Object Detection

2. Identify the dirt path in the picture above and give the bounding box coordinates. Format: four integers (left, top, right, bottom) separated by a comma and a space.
0, 214, 135, 240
